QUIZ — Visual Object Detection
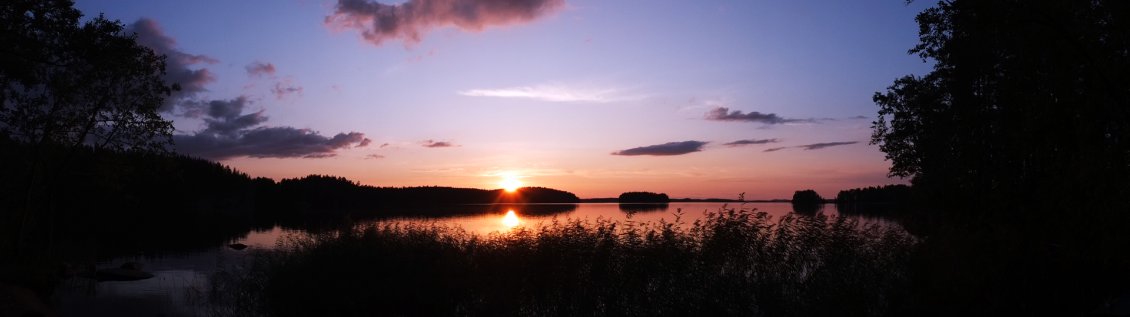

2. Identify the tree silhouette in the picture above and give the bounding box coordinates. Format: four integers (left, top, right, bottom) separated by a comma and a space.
1, 0, 173, 151
2, 0, 175, 255
617, 191, 669, 203
871, 1, 1130, 313
871, 1, 1129, 214
790, 189, 824, 214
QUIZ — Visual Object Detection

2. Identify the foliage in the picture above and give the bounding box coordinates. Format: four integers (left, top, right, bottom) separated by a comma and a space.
0, 0, 174, 151
617, 191, 670, 203
869, 1, 1130, 314
209, 206, 916, 317
871, 0, 1130, 211
835, 185, 913, 217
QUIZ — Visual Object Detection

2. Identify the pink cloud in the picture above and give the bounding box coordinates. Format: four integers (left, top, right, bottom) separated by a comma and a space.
325, 0, 564, 46
246, 62, 277, 78
422, 139, 456, 148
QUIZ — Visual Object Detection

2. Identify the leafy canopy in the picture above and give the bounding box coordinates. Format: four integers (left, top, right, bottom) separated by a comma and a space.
0, 0, 174, 152
871, 0, 1130, 208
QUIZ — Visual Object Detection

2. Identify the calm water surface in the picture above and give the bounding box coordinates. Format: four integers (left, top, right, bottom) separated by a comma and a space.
58, 202, 881, 316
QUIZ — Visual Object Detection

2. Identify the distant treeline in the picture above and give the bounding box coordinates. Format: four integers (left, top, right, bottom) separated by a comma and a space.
836, 185, 912, 205
0, 138, 577, 258
263, 175, 579, 221
834, 185, 913, 217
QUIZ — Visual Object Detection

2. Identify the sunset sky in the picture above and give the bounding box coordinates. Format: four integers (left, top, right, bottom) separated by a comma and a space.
73, 0, 932, 199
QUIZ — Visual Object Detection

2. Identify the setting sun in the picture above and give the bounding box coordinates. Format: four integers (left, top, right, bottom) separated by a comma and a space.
500, 174, 523, 192
501, 209, 520, 228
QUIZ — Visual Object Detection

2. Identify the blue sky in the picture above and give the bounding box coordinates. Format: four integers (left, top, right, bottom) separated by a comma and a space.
74, 0, 933, 199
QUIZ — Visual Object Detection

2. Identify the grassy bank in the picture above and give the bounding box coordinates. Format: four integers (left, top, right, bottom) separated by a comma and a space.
209, 206, 916, 317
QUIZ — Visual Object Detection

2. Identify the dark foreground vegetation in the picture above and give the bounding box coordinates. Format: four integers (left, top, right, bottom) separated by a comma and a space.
835, 185, 913, 217
2, 0, 1129, 315
208, 207, 916, 317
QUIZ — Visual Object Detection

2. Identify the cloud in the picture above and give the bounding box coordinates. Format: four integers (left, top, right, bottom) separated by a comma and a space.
127, 18, 217, 111
459, 85, 624, 103
723, 138, 780, 147
172, 96, 367, 160
175, 128, 366, 160
422, 140, 456, 148
366, 154, 386, 159
704, 107, 811, 124
326, 0, 564, 46
798, 141, 859, 150
612, 141, 708, 156
358, 138, 373, 147
761, 141, 859, 153
271, 79, 304, 100
246, 62, 276, 78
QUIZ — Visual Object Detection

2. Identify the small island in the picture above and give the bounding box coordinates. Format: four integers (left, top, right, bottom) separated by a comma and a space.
790, 189, 825, 213
617, 192, 670, 203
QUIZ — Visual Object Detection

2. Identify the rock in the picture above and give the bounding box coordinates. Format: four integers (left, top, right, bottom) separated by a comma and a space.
228, 243, 248, 250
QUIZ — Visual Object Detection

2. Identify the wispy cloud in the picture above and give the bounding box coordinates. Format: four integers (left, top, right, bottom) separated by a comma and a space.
422, 140, 456, 148
612, 141, 708, 156
704, 107, 811, 124
271, 78, 304, 100
723, 138, 780, 147
245, 62, 276, 78
325, 0, 564, 46
762, 141, 860, 153
798, 141, 858, 150
459, 84, 628, 103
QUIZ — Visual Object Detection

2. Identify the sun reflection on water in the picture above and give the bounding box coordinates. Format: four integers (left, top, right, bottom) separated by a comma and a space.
501, 209, 520, 228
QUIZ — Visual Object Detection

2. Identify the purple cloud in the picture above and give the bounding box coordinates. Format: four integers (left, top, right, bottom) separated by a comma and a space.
761, 141, 859, 153
172, 97, 367, 160
246, 62, 276, 77
272, 79, 304, 100
798, 141, 858, 150
723, 138, 780, 147
175, 128, 366, 160
704, 107, 811, 124
326, 0, 565, 46
422, 140, 456, 148
612, 141, 708, 156
127, 18, 216, 111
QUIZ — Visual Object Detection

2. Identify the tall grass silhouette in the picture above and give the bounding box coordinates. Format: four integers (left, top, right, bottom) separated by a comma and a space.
209, 204, 916, 316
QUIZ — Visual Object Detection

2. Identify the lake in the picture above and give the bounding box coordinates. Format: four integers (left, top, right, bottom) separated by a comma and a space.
56, 202, 888, 317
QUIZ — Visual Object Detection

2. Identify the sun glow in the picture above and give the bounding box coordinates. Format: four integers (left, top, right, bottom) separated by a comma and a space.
502, 209, 520, 228
500, 174, 523, 192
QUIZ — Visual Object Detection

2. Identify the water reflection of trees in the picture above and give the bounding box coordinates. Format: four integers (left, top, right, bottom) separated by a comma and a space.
617, 203, 670, 213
